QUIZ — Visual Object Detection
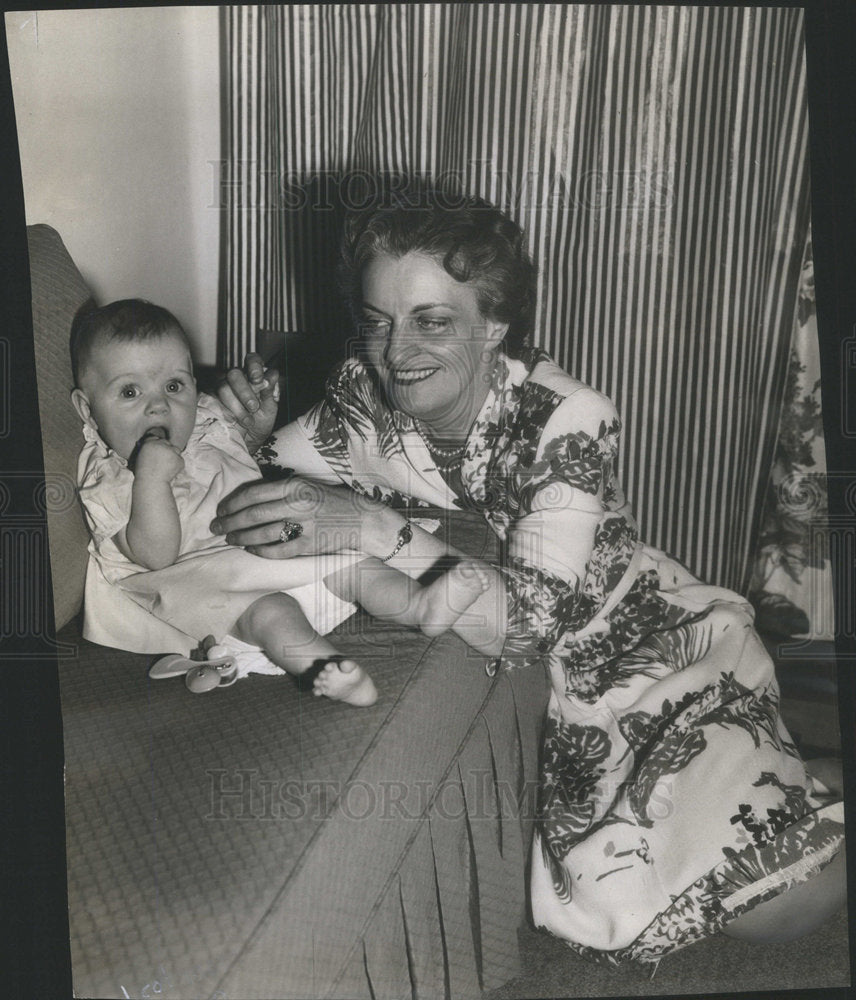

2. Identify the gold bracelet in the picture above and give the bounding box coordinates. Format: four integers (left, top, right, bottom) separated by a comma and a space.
381, 518, 414, 562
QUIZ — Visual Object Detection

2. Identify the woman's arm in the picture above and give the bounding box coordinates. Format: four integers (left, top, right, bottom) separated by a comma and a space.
211, 476, 438, 560
114, 439, 184, 570
492, 387, 624, 664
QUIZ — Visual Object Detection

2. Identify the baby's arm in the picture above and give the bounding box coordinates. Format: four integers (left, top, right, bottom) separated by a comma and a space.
114, 438, 184, 570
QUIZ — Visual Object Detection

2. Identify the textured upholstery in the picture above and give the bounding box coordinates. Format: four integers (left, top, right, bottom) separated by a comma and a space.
60, 511, 550, 1000
27, 224, 93, 629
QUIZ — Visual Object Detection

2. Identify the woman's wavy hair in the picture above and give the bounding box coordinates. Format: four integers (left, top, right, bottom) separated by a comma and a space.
339, 182, 537, 357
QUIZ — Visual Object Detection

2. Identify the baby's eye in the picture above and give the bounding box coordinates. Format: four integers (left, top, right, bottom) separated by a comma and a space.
119, 385, 139, 399
165, 379, 185, 393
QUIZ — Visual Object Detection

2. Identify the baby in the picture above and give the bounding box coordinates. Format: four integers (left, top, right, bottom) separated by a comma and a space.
71, 299, 489, 705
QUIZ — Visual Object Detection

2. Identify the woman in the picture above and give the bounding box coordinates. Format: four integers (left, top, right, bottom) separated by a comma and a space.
213, 191, 845, 965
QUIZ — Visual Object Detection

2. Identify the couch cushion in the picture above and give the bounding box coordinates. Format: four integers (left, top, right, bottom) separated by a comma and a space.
28, 224, 93, 630
58, 508, 550, 999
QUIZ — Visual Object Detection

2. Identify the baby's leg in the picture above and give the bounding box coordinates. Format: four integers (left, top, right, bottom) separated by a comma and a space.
326, 558, 490, 638
233, 593, 377, 707
408, 560, 492, 637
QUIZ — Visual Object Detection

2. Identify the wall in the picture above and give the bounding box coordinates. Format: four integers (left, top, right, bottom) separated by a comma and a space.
6, 6, 221, 364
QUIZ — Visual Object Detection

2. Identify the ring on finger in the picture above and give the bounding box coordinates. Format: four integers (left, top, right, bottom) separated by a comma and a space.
278, 519, 304, 543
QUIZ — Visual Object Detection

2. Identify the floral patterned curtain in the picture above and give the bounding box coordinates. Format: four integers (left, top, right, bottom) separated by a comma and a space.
750, 228, 834, 640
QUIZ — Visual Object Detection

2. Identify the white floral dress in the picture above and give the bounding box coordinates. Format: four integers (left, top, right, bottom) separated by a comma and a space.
264, 348, 845, 965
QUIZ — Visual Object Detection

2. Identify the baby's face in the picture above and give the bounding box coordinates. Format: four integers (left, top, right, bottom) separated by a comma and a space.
75, 331, 198, 461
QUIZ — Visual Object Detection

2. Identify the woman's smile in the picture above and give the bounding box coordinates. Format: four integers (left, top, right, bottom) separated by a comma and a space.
390, 365, 440, 385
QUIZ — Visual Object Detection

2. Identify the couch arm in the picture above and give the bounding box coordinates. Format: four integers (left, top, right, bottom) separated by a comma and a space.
27, 224, 94, 631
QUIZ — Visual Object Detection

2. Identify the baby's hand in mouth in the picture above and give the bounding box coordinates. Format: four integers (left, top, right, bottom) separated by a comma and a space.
128, 426, 172, 472
140, 426, 169, 443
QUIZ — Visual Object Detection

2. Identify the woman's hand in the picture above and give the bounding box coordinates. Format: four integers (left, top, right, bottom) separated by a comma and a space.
217, 352, 280, 453
210, 475, 404, 559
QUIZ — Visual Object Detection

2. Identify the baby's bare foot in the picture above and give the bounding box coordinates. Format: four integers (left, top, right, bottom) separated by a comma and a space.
312, 658, 378, 707
419, 560, 491, 638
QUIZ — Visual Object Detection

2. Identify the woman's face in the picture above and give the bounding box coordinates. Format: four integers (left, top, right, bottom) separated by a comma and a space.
360, 252, 508, 435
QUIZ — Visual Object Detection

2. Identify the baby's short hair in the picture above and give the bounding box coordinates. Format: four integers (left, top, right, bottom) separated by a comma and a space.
70, 298, 188, 387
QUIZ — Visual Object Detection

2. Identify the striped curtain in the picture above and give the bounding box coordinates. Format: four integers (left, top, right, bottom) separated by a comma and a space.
221, 4, 811, 593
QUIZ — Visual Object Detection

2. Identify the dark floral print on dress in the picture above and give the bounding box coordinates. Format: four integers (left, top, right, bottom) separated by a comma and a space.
730, 801, 804, 847
303, 397, 351, 477
507, 366, 565, 460
555, 571, 683, 700
628, 727, 707, 827
325, 361, 382, 444
752, 770, 809, 815
513, 417, 622, 514
334, 361, 407, 461
581, 514, 639, 603
255, 434, 281, 471
539, 718, 613, 856
618, 687, 702, 756
498, 556, 581, 661
625, 619, 715, 672
701, 671, 791, 753
729, 771, 810, 848
540, 833, 576, 904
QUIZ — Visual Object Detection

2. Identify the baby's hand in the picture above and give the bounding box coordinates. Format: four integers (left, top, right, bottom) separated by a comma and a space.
134, 437, 185, 481
217, 352, 280, 452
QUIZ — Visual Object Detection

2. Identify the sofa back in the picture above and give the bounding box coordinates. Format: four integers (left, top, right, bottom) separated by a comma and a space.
28, 224, 93, 630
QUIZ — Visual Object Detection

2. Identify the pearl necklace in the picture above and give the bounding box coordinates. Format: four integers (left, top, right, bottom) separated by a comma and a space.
414, 421, 466, 471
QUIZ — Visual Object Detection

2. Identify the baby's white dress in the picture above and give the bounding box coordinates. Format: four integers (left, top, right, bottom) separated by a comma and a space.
77, 393, 357, 660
